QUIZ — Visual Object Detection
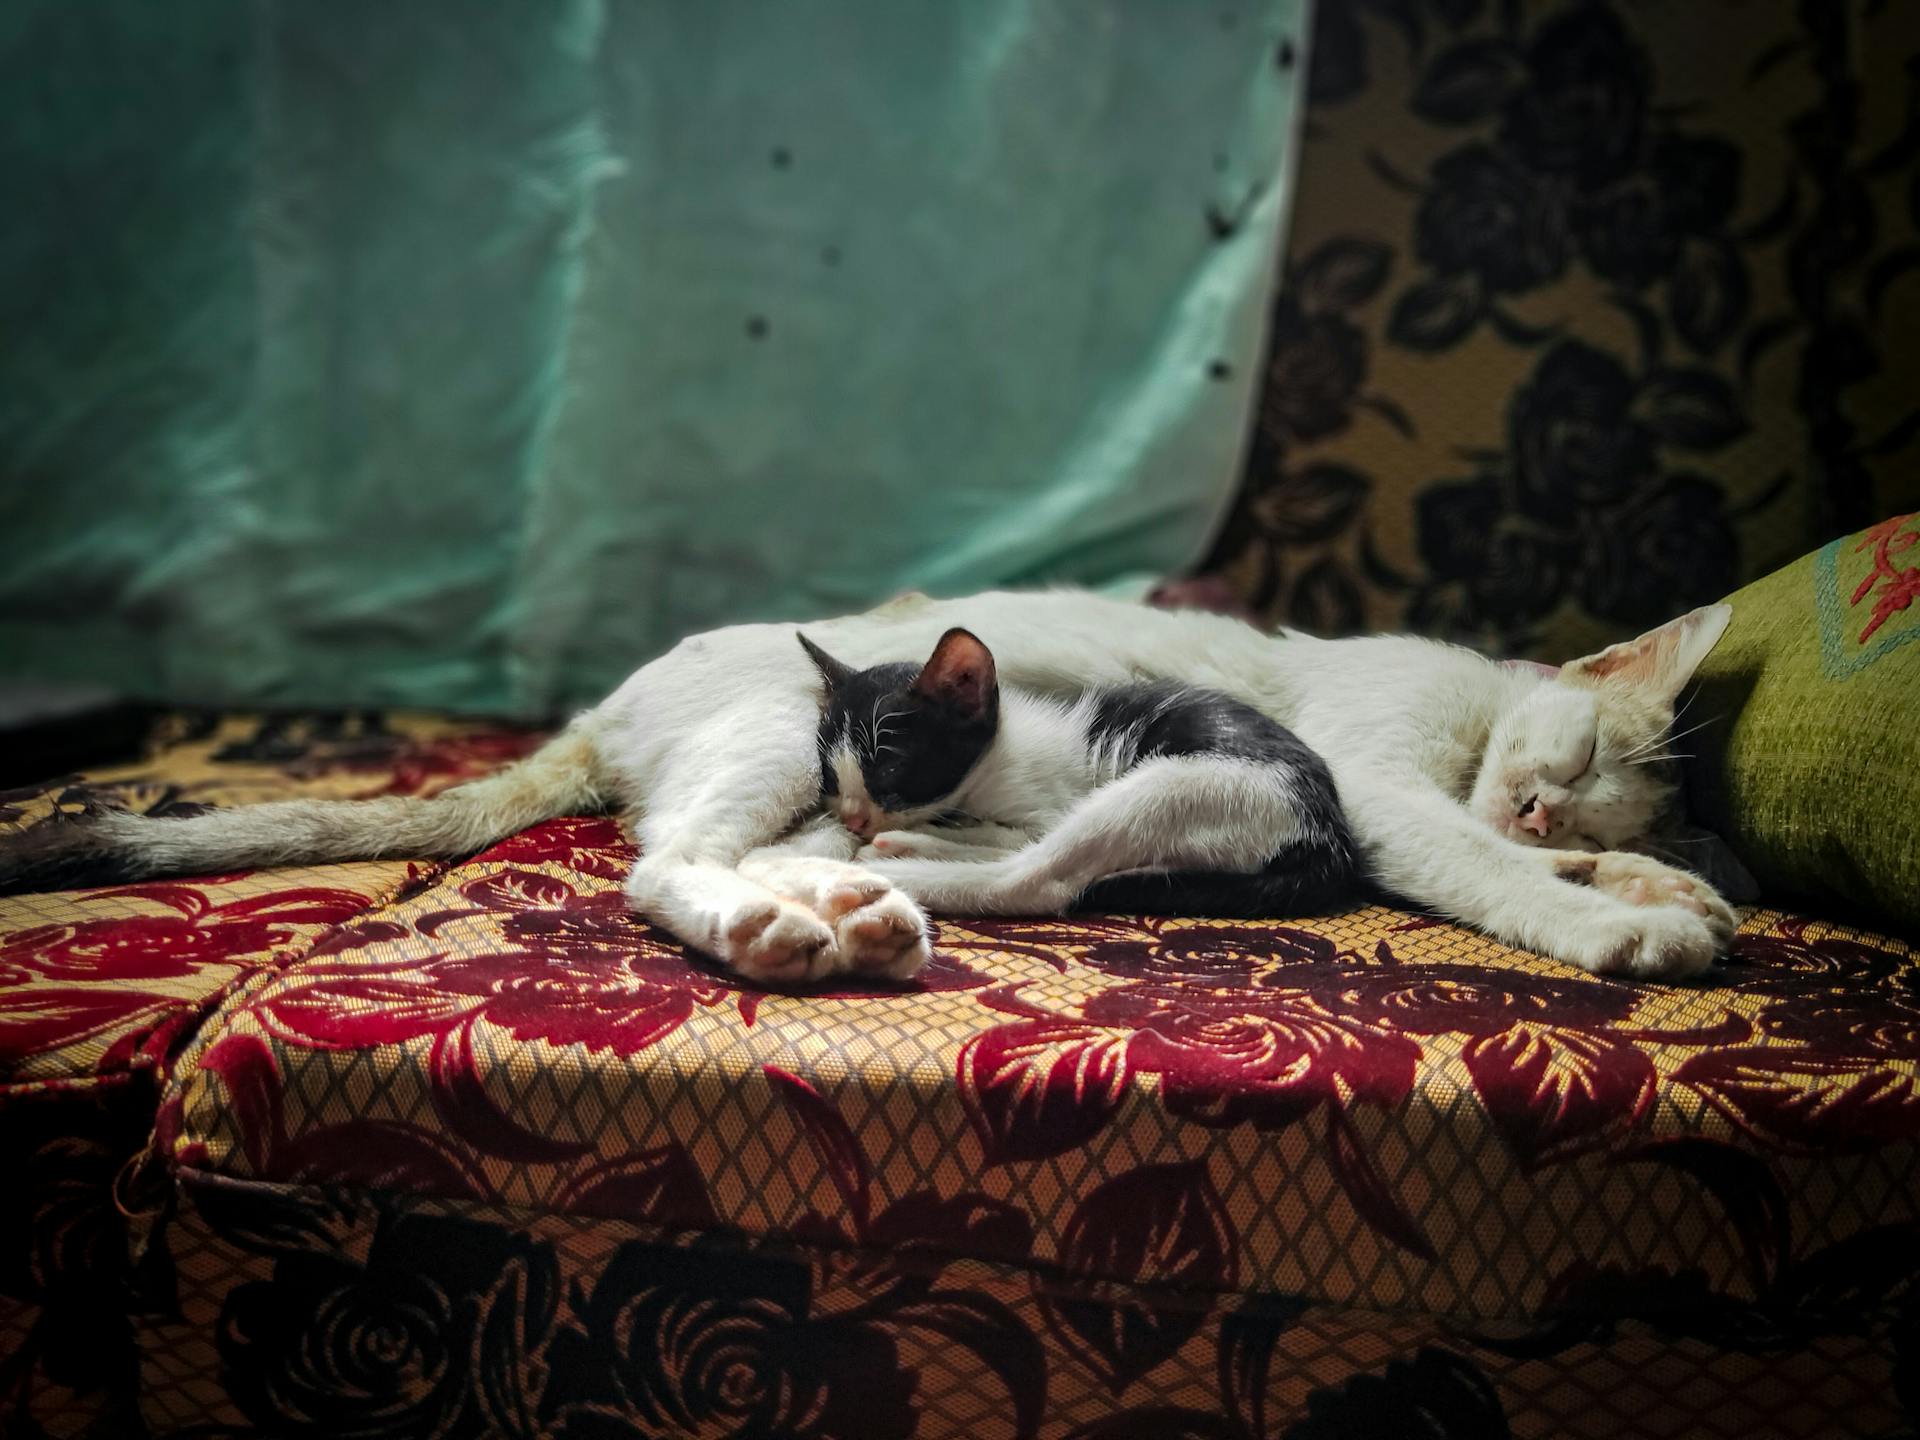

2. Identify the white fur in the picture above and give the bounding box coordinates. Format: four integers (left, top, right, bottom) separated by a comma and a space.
578, 592, 1737, 983
849, 689, 1308, 911
860, 754, 1304, 915
78, 590, 1735, 985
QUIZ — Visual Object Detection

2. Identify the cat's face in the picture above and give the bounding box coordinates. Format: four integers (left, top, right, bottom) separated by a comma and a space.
1468, 605, 1731, 852
799, 628, 999, 838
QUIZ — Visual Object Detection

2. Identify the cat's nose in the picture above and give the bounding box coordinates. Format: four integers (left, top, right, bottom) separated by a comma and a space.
840, 801, 876, 837
1517, 796, 1553, 837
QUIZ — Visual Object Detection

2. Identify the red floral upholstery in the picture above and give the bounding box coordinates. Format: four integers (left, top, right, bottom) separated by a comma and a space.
0, 713, 539, 1092
159, 819, 1920, 1338
3, 714, 1916, 1436
0, 713, 539, 1437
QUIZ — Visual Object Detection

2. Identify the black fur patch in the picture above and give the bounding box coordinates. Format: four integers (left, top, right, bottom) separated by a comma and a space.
1079, 681, 1359, 919
812, 659, 996, 810
1089, 682, 1312, 768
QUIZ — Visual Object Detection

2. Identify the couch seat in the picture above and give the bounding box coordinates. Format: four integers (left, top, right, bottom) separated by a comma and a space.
161, 817, 1919, 1325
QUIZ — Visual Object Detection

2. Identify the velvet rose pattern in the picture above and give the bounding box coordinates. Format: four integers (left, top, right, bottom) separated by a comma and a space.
174, 828, 993, 1191
1412, 339, 1743, 639
952, 929, 1767, 1266
217, 1210, 537, 1440
1201, 0, 1920, 657
191, 1089, 1046, 1440
1384, 4, 1752, 647
0, 1088, 157, 1438
146, 1134, 1916, 1439
545, 1242, 922, 1440
165, 868, 1919, 1315
138, 796, 1917, 1438
1212, 234, 1404, 634
1388, 8, 1749, 359
1, 878, 380, 1081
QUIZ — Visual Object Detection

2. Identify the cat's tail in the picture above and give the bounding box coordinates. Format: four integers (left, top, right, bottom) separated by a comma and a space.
0, 723, 608, 895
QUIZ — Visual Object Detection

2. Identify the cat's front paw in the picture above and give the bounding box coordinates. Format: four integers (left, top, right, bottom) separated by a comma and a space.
720, 898, 838, 984
1558, 852, 1737, 947
822, 877, 931, 980
861, 831, 923, 858
1579, 906, 1724, 982
743, 855, 930, 980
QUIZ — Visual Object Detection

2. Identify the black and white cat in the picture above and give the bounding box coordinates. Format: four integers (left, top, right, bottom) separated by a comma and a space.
790, 625, 1356, 923
1, 590, 1739, 986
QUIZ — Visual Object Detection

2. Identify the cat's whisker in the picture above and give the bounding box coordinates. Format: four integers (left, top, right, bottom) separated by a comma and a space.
1667, 687, 1700, 732
1621, 732, 1671, 761
1627, 750, 1691, 766
871, 706, 908, 753
1659, 714, 1721, 749
1621, 710, 1721, 763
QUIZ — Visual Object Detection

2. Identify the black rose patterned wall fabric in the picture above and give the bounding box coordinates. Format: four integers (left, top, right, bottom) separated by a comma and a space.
1207, 0, 1920, 658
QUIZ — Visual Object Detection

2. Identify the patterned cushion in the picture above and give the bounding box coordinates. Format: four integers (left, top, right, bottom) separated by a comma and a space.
6, 711, 1916, 1433
0, 711, 547, 1437
1201, 0, 1920, 658
160, 818, 1920, 1329
1691, 511, 1920, 929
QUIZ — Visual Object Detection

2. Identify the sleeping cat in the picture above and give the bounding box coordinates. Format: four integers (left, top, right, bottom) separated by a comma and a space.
792, 625, 1357, 918
0, 591, 1739, 986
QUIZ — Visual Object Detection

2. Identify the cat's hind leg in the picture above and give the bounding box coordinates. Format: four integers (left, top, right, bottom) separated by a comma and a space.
860, 820, 1032, 862
739, 815, 930, 979
861, 755, 1309, 915
619, 703, 930, 982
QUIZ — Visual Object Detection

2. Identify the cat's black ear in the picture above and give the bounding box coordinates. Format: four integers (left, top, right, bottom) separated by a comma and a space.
913, 627, 997, 719
797, 633, 853, 690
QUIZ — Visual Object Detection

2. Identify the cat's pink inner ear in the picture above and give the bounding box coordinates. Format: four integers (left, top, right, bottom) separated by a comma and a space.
914, 627, 997, 715
1562, 604, 1732, 698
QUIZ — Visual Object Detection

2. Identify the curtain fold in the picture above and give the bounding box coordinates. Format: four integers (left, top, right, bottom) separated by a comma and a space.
0, 1, 1310, 716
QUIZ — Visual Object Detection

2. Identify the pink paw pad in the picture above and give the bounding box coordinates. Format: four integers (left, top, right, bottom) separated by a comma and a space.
825, 881, 888, 919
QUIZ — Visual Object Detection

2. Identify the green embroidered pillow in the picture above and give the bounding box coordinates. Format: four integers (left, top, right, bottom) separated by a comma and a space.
1689, 512, 1919, 931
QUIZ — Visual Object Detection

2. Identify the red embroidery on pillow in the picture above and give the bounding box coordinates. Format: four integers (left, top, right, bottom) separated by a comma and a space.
1849, 513, 1919, 643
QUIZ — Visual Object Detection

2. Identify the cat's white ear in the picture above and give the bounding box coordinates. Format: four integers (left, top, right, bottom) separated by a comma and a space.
1562, 604, 1733, 701
797, 633, 853, 689
914, 627, 997, 718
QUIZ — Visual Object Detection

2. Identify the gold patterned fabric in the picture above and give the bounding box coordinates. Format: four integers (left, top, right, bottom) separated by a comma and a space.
0, 713, 540, 1091
0, 712, 540, 1438
135, 1179, 1905, 1440
1205, 0, 1920, 658
4, 719, 1918, 1435
157, 822, 1920, 1319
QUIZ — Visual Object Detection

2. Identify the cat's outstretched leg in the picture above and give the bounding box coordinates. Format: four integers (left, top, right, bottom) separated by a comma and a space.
860, 820, 1032, 862
861, 756, 1305, 914
1343, 777, 1735, 980
739, 816, 930, 978
618, 705, 930, 982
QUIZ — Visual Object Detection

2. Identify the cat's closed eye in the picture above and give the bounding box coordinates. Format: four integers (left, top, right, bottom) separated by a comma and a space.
1547, 726, 1598, 785
1568, 734, 1597, 781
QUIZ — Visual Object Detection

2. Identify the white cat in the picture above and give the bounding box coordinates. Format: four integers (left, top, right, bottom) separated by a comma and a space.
3, 591, 1737, 984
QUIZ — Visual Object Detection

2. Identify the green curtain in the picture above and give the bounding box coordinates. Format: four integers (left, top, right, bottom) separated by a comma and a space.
0, 2, 1309, 717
